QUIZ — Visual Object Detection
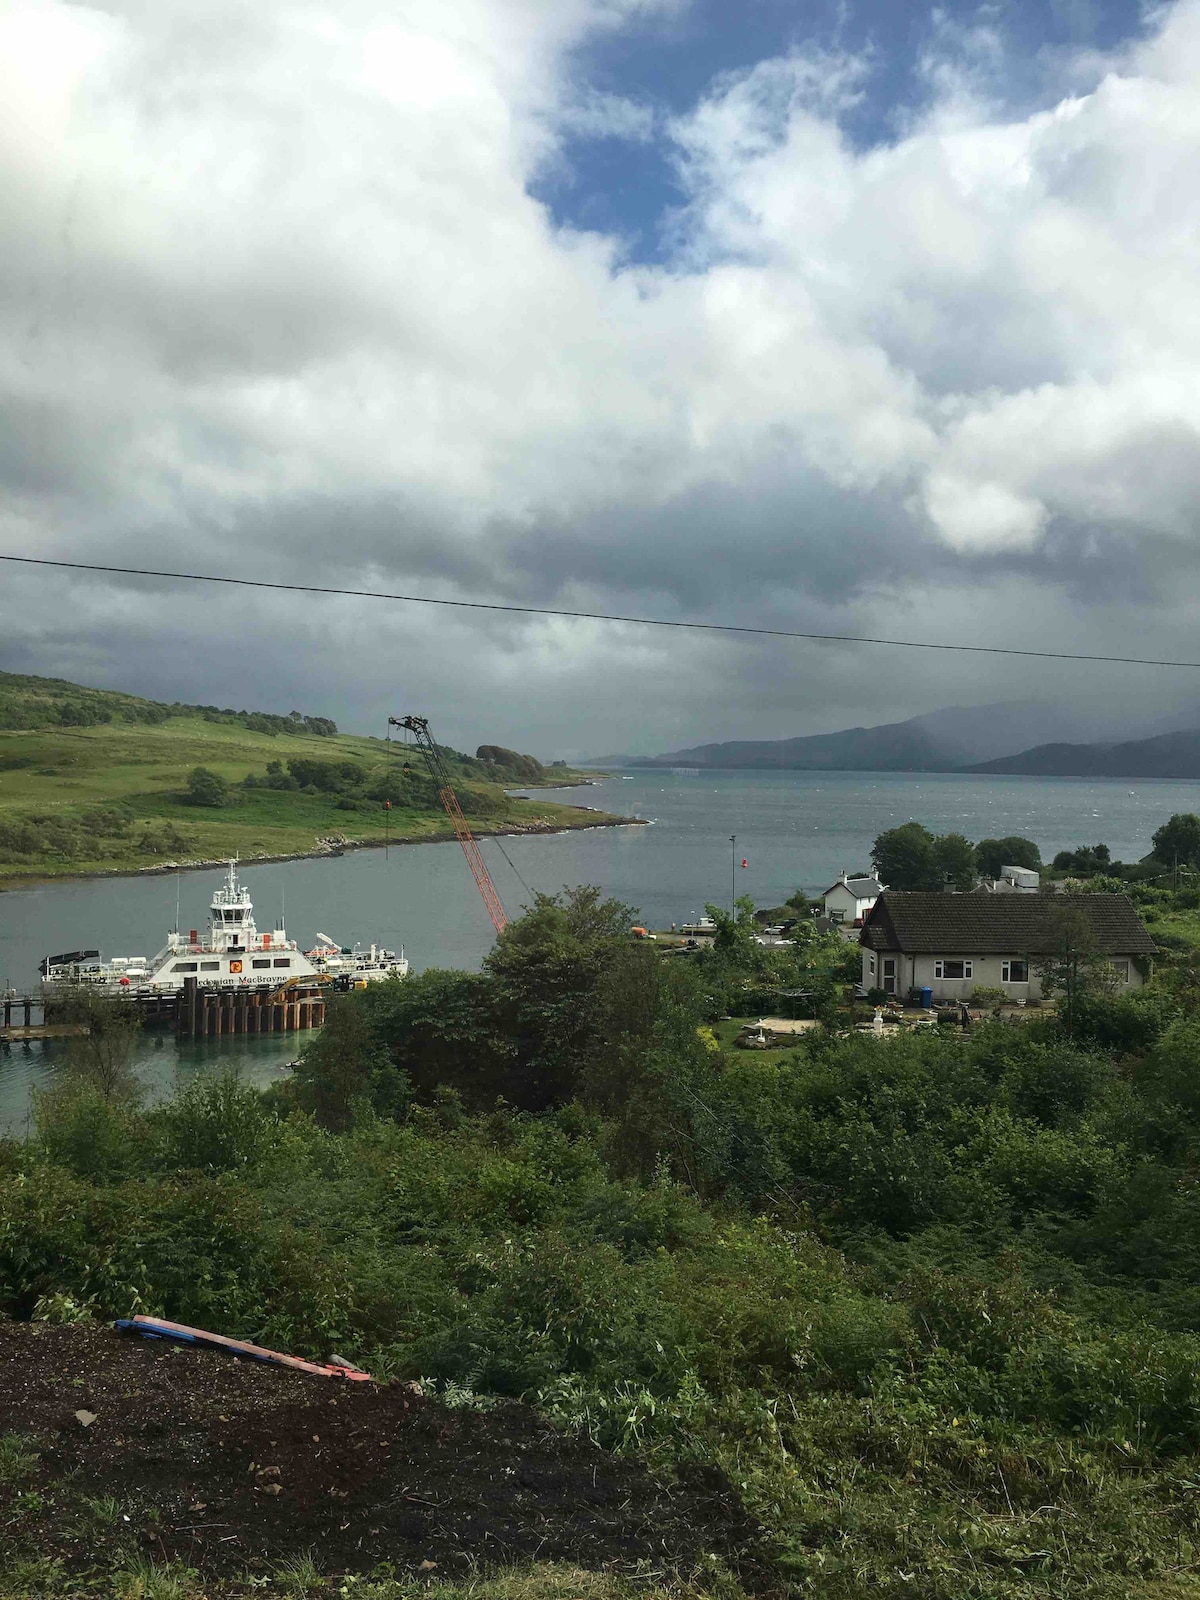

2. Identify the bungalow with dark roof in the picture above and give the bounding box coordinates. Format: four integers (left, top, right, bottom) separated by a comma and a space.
859, 891, 1155, 1002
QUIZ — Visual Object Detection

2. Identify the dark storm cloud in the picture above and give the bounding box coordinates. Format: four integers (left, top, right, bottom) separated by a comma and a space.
495, 467, 926, 610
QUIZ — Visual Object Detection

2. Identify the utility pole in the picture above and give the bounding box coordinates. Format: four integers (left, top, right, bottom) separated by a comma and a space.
730, 834, 736, 916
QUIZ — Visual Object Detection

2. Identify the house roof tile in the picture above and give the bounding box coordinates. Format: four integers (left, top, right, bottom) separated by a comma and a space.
860, 892, 1156, 955
824, 876, 884, 897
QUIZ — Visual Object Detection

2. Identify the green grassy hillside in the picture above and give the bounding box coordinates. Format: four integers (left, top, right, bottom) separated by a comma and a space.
0, 672, 610, 889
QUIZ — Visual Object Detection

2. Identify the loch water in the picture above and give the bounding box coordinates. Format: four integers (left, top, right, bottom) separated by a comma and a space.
3, 768, 1198, 1132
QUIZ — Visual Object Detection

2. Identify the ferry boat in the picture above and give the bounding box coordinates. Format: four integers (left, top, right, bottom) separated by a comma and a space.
40, 860, 408, 998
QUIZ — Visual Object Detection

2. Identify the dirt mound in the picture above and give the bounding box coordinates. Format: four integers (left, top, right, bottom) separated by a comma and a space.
0, 1319, 766, 1586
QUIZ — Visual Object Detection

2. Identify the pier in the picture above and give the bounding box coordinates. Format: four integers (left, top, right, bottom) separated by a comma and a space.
176, 978, 326, 1038
1, 995, 88, 1042
4, 981, 327, 1044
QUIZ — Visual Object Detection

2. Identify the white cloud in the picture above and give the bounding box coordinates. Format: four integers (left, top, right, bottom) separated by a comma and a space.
923, 473, 1046, 552
554, 88, 655, 143
4, 0, 1200, 748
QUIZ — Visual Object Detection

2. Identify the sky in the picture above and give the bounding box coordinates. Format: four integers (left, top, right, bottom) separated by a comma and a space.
3, 0, 1200, 758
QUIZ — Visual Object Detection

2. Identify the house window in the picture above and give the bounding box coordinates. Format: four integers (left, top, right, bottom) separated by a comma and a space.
252, 958, 271, 969
868, 954, 876, 976
171, 961, 198, 973
273, 958, 291, 968
882, 957, 896, 995
1001, 959, 1028, 983
934, 960, 972, 980
1110, 959, 1131, 984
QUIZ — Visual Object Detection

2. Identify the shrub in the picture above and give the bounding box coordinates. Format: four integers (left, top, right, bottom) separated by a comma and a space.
969, 985, 1007, 1009
33, 1082, 142, 1181
152, 1073, 273, 1172
184, 767, 229, 807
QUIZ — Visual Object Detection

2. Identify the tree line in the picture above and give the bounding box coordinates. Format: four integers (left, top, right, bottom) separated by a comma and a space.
869, 812, 1200, 890
869, 822, 1041, 889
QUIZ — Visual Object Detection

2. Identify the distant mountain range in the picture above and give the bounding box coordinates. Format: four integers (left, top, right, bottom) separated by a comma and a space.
967, 729, 1200, 779
584, 703, 1200, 779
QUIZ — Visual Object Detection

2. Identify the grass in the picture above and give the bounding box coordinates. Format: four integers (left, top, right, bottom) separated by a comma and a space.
0, 1557, 753, 1600
1143, 901, 1200, 948
271, 1553, 323, 1596
0, 1432, 38, 1486
709, 1018, 798, 1060
0, 712, 616, 891
80, 1495, 125, 1526
0, 1557, 1192, 1600
112, 1555, 202, 1600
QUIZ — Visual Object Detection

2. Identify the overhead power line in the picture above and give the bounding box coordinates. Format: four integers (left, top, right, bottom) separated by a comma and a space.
0, 551, 1197, 670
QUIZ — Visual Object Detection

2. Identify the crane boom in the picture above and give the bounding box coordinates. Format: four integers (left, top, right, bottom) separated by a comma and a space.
388, 715, 509, 934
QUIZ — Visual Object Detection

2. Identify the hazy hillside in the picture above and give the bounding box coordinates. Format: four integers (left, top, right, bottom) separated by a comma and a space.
968, 727, 1200, 778
632, 701, 1133, 772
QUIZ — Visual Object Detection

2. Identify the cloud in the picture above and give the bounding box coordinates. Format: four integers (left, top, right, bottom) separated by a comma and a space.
3, 0, 1200, 753
553, 88, 656, 143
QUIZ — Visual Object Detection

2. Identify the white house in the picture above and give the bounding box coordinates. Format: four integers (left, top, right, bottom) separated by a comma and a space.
859, 892, 1155, 1002
823, 873, 884, 925
979, 865, 1040, 894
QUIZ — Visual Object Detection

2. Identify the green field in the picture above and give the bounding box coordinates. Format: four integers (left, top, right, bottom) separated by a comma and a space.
0, 672, 615, 890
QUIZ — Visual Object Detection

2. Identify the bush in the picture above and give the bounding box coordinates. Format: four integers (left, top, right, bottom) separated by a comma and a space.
184, 766, 229, 806
969, 986, 1007, 1009
152, 1073, 273, 1172
33, 1082, 141, 1181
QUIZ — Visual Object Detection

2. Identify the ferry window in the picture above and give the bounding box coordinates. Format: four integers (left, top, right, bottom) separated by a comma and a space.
201, 961, 219, 971
1002, 959, 1028, 983
273, 958, 291, 968
935, 960, 972, 980
252, 958, 271, 969
172, 962, 198, 973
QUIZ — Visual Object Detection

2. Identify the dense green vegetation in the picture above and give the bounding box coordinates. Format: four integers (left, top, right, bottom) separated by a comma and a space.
871, 821, 1041, 890
0, 670, 340, 737
0, 670, 607, 886
8, 883, 1200, 1597
870, 814, 1200, 890
1044, 815, 1200, 885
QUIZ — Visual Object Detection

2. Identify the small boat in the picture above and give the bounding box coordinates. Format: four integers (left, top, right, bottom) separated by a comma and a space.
41, 860, 408, 999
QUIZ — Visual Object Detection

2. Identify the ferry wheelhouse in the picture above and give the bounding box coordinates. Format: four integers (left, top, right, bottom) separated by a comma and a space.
40, 861, 407, 997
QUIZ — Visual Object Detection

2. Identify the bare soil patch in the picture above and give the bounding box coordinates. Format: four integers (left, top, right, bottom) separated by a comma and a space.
0, 1319, 766, 1588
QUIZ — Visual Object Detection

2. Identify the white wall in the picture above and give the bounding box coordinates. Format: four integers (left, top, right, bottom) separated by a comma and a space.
826, 884, 877, 922
860, 949, 1144, 1000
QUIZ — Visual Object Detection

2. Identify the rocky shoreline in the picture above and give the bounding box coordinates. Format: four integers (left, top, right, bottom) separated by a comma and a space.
0, 810, 646, 894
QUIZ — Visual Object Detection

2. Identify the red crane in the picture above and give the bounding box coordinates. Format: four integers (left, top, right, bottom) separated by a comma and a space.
388, 715, 509, 935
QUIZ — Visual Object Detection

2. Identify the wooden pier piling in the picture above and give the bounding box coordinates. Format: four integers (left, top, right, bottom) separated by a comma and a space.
175, 979, 325, 1039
